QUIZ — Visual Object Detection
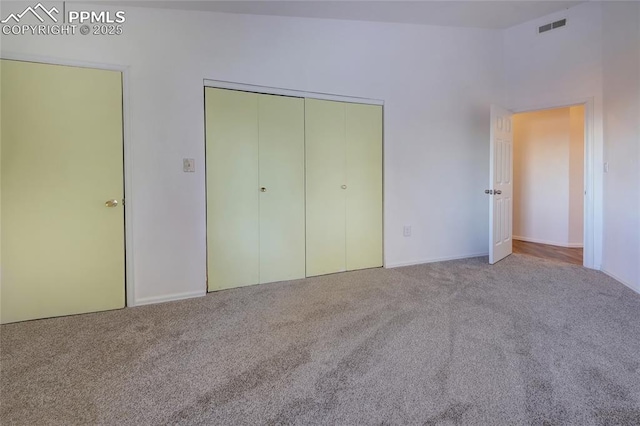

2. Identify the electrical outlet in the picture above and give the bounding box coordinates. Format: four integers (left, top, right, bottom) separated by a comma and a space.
183, 158, 195, 173
403, 225, 411, 237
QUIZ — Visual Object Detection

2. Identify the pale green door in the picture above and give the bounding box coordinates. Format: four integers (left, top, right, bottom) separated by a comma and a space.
206, 89, 306, 289
305, 98, 347, 277
258, 94, 305, 283
1, 60, 125, 324
205, 88, 259, 291
345, 103, 383, 270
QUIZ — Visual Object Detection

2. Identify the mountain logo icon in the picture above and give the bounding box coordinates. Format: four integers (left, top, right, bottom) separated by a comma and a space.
1, 3, 59, 24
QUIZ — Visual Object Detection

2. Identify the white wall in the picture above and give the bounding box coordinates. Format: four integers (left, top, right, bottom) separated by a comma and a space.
513, 109, 570, 246
513, 107, 583, 247
1, 5, 505, 304
504, 1, 603, 268
601, 2, 640, 292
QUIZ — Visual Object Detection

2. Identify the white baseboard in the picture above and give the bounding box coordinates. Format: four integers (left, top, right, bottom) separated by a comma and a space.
385, 252, 489, 269
513, 236, 583, 248
134, 290, 206, 307
601, 269, 640, 295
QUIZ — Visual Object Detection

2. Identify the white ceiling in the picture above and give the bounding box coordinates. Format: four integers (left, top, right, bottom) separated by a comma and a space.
97, 0, 584, 29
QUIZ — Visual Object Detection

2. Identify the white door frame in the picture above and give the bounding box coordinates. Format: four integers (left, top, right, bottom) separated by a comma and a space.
202, 79, 387, 266
0, 52, 136, 306
511, 97, 597, 269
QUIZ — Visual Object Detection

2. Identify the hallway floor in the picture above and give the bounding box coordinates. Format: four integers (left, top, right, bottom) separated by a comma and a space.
513, 240, 583, 266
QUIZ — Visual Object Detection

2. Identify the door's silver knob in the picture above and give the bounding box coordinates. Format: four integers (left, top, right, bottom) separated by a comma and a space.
260, 187, 267, 192
494, 190, 502, 195
341, 185, 347, 189
485, 189, 493, 195
105, 199, 118, 207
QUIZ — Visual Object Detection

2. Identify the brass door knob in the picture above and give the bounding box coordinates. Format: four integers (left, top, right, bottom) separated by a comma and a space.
105, 199, 119, 207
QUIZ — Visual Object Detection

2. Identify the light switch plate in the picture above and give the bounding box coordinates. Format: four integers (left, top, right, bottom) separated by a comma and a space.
183, 158, 195, 173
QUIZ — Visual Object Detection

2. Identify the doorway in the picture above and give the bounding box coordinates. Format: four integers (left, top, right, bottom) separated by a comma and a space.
512, 105, 585, 266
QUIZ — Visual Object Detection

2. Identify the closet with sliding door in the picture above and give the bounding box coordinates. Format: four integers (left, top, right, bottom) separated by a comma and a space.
205, 87, 382, 292
305, 98, 383, 276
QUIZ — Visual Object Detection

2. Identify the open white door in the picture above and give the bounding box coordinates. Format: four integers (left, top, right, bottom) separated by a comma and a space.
488, 105, 514, 264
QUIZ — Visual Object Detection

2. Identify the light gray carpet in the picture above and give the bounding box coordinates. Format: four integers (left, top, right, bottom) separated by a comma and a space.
2, 254, 640, 425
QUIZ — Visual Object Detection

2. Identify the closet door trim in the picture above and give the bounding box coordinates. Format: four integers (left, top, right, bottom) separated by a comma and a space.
204, 79, 383, 106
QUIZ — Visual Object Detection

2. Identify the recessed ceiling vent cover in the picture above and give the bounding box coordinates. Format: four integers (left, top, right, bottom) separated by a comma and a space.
539, 18, 567, 34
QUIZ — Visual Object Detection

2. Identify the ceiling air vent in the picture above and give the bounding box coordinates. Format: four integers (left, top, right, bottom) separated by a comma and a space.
539, 18, 567, 34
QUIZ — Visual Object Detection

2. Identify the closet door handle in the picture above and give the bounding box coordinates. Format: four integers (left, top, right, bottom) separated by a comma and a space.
260, 187, 267, 192
341, 185, 347, 190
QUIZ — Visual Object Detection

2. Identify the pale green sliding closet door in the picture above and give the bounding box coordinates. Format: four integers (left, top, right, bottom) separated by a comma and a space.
305, 99, 383, 277
205, 89, 305, 290
305, 99, 347, 277
345, 103, 383, 270
258, 94, 305, 283
206, 88, 259, 291
1, 60, 125, 323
